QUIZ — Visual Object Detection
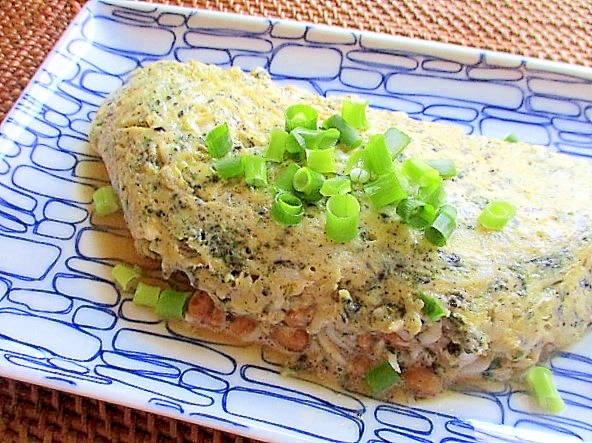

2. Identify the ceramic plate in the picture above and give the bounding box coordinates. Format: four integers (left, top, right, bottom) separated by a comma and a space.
1, 1, 592, 441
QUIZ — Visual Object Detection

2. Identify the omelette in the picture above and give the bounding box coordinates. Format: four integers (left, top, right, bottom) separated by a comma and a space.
90, 60, 592, 401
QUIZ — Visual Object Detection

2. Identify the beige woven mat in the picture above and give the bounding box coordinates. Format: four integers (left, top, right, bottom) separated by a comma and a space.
0, 0, 591, 441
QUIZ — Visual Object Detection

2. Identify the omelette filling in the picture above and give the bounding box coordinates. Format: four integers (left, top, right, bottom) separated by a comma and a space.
90, 60, 592, 402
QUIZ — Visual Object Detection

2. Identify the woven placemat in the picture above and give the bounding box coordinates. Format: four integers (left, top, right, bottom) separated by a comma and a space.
0, 377, 251, 443
0, 0, 591, 441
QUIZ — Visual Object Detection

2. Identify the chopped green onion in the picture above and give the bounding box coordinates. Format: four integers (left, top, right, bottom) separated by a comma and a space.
527, 366, 565, 414
402, 158, 441, 187
155, 288, 192, 319
425, 205, 457, 246
293, 166, 324, 199
344, 148, 368, 174
320, 176, 352, 196
439, 204, 457, 219
290, 127, 340, 151
349, 167, 370, 184
305, 147, 337, 173
504, 133, 520, 143
438, 205, 458, 219
396, 198, 436, 229
274, 163, 301, 192
418, 180, 447, 208
325, 194, 360, 242
133, 282, 161, 308
112, 263, 141, 291
365, 360, 401, 393
322, 114, 363, 149
286, 130, 306, 154
285, 104, 318, 131
365, 134, 393, 176
93, 185, 121, 215
364, 171, 408, 208
264, 129, 288, 162
342, 99, 369, 130
425, 159, 457, 178
271, 191, 304, 226
205, 123, 233, 158
384, 127, 411, 157
311, 128, 341, 150
213, 155, 244, 179
242, 155, 268, 187
478, 201, 516, 230
418, 292, 448, 321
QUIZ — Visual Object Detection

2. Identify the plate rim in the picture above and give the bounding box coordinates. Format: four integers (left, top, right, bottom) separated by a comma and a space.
102, 0, 592, 80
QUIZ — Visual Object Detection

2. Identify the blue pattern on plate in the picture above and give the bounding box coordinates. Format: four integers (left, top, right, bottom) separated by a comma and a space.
0, 0, 591, 441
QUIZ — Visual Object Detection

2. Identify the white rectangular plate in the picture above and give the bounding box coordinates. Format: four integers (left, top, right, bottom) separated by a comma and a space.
1, 1, 592, 442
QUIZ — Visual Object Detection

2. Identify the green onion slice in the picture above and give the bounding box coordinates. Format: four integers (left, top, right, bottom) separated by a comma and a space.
439, 204, 457, 219
425, 205, 457, 246
213, 155, 244, 179
349, 167, 370, 184
264, 128, 288, 162
133, 282, 161, 308
205, 123, 233, 158
396, 198, 436, 229
93, 185, 121, 215
384, 127, 411, 157
323, 114, 363, 149
344, 148, 368, 174
272, 191, 304, 225
402, 158, 441, 187
342, 99, 369, 130
320, 176, 352, 196
365, 360, 401, 394
478, 201, 516, 230
274, 163, 300, 192
365, 134, 393, 176
526, 366, 565, 414
306, 147, 337, 173
364, 171, 408, 208
290, 127, 340, 151
504, 133, 520, 143
155, 288, 192, 319
242, 155, 268, 187
418, 180, 447, 208
418, 292, 448, 321
286, 130, 306, 154
325, 194, 360, 242
425, 159, 457, 178
285, 104, 318, 131
112, 263, 141, 291
293, 166, 324, 200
